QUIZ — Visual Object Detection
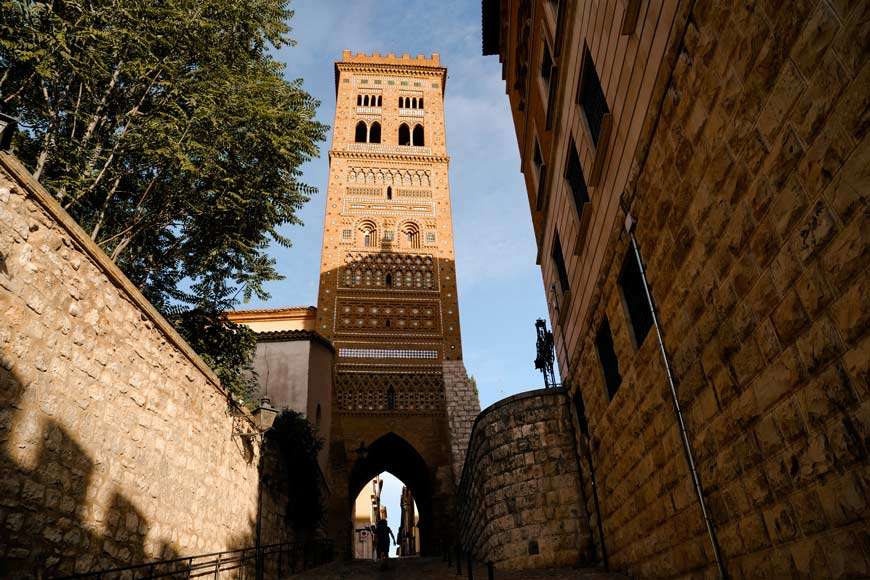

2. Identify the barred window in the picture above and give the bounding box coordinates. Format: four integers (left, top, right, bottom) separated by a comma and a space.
425, 232, 436, 244
342, 229, 352, 240
339, 348, 438, 359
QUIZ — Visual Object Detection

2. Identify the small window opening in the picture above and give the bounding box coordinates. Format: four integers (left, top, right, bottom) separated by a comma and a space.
399, 123, 411, 146
619, 247, 653, 347
579, 47, 610, 145
377, 95, 382, 106
419, 97, 424, 108
541, 42, 553, 88
386, 186, 392, 200
354, 121, 367, 143
412, 124, 424, 146
386, 386, 396, 410
595, 316, 622, 400
364, 95, 369, 106
565, 138, 589, 215
552, 232, 569, 294
361, 224, 376, 248
357, 95, 362, 106
533, 138, 547, 208
369, 121, 382, 143
386, 273, 393, 287
385, 319, 391, 328
402, 224, 420, 249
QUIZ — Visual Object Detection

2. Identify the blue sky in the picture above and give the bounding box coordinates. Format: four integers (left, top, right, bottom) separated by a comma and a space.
255, 0, 555, 535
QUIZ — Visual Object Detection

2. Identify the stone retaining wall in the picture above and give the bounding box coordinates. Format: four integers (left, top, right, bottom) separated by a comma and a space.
0, 154, 289, 577
456, 388, 590, 570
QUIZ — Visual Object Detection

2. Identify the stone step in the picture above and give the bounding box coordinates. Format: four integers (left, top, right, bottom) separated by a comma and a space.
286, 557, 629, 579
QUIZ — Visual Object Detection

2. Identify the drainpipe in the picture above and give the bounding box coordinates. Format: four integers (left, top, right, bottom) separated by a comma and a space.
550, 286, 608, 571
624, 214, 727, 579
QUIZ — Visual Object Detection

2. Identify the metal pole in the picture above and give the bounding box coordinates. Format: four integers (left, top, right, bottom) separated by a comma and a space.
625, 214, 726, 579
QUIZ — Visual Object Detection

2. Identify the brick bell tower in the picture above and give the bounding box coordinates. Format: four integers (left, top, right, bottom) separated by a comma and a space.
317, 51, 479, 554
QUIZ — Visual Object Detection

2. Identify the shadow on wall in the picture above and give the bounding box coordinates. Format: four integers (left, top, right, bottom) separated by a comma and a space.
0, 355, 262, 578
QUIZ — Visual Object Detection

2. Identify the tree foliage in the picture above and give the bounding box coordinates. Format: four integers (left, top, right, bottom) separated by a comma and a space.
266, 410, 325, 531
0, 0, 327, 402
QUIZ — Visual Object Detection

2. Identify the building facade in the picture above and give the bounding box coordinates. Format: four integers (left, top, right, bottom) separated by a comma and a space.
317, 51, 479, 555
398, 486, 421, 556
227, 306, 334, 474
352, 475, 383, 560
484, 0, 868, 577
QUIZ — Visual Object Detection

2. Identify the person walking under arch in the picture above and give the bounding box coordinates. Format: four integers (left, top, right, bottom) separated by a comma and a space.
375, 518, 396, 569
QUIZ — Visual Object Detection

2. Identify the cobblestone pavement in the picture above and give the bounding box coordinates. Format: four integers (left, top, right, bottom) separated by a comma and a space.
287, 557, 628, 579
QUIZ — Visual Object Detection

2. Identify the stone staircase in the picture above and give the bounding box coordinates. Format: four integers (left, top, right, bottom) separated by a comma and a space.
286, 557, 627, 579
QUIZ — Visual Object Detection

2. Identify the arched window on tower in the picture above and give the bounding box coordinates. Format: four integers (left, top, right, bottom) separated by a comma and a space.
360, 222, 376, 248
402, 222, 420, 249
419, 97, 424, 109
365, 95, 371, 106
377, 95, 382, 107
355, 121, 367, 143
386, 186, 392, 199
398, 123, 411, 146
412, 97, 417, 109
385, 273, 393, 287
399, 96, 405, 108
412, 124, 424, 146
386, 386, 396, 410
369, 121, 381, 144
357, 95, 362, 106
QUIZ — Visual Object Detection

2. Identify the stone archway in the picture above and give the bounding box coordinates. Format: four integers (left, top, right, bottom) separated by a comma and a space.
348, 432, 435, 555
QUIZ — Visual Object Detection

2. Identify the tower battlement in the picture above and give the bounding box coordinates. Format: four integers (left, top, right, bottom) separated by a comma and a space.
340, 49, 441, 67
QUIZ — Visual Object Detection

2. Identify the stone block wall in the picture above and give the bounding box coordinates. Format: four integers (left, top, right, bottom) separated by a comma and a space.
443, 360, 480, 484
456, 388, 590, 570
567, 1, 869, 577
0, 154, 290, 577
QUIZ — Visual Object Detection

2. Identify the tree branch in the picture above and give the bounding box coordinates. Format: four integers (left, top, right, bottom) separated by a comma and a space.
90, 174, 122, 240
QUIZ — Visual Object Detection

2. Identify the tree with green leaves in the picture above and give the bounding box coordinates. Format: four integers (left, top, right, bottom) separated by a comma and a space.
1, 0, 327, 402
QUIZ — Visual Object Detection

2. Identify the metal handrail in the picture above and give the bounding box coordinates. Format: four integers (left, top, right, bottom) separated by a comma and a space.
54, 539, 334, 579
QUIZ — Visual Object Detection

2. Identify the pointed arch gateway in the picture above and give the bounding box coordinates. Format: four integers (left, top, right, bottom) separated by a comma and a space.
349, 432, 435, 554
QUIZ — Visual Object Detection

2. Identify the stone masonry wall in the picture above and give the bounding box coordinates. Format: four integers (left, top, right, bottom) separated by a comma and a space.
0, 154, 289, 577
457, 388, 590, 570
443, 360, 480, 484
567, 1, 869, 578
